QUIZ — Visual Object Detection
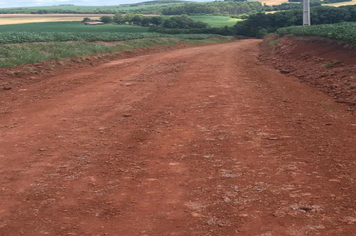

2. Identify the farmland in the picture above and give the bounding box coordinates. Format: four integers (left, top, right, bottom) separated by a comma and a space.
323, 0, 356, 6
0, 21, 149, 33
0, 19, 232, 68
277, 22, 356, 43
0, 14, 112, 25
189, 15, 241, 27
0, 4, 171, 14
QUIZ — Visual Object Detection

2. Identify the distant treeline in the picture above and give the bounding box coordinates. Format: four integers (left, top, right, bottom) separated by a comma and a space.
120, 0, 188, 7
0, 1, 323, 15
143, 4, 356, 37
264, 0, 322, 11
161, 2, 264, 15
97, 13, 209, 29
234, 5, 356, 37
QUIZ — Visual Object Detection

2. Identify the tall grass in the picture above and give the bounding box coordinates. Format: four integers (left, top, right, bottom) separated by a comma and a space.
277, 22, 356, 43
0, 31, 220, 44
0, 37, 231, 68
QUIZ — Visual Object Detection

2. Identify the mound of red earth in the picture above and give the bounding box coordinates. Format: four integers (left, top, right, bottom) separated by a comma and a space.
259, 35, 356, 110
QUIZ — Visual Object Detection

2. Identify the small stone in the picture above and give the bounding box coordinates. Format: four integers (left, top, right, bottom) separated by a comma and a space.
3, 86, 12, 90
191, 212, 201, 217
123, 114, 132, 117
218, 222, 225, 227
203, 154, 213, 159
340, 216, 356, 224
329, 179, 341, 182
281, 206, 290, 212
273, 210, 286, 217
0, 223, 7, 228
221, 196, 231, 202
239, 214, 248, 217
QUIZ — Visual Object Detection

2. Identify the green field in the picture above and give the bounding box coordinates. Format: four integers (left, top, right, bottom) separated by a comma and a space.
277, 22, 356, 43
6, 4, 168, 11
0, 1, 185, 13
0, 21, 149, 33
0, 21, 223, 44
0, 36, 231, 68
0, 15, 233, 68
189, 15, 241, 27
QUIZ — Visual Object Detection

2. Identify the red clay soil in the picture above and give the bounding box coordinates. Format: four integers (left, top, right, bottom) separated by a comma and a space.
0, 40, 356, 235
259, 35, 356, 109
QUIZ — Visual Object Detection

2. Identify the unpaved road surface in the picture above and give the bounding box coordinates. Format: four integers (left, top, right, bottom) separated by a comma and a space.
1, 40, 356, 235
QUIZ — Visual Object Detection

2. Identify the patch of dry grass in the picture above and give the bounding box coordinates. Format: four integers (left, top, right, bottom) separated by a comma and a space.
0, 14, 112, 25
252, 0, 288, 6
323, 0, 356, 7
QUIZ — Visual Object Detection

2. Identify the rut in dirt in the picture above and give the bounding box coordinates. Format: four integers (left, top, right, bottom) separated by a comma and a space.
0, 40, 356, 236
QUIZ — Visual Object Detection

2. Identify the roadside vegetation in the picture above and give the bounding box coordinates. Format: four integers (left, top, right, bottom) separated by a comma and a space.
0, 36, 232, 68
277, 22, 356, 43
1, 0, 355, 69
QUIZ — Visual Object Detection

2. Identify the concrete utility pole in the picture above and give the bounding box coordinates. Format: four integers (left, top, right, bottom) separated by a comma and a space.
303, 0, 311, 25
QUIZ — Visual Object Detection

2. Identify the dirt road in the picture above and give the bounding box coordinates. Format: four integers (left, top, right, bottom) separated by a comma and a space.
1, 40, 356, 236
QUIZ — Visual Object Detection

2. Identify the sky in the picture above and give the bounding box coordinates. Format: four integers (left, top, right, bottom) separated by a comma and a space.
0, 0, 213, 8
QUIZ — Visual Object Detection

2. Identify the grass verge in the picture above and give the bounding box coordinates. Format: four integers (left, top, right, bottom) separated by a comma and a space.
276, 22, 356, 44
0, 37, 233, 68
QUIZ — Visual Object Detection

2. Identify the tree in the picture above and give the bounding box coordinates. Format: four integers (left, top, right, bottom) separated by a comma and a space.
131, 14, 143, 25
123, 12, 135, 24
113, 13, 124, 24
82, 17, 91, 23
100, 16, 113, 23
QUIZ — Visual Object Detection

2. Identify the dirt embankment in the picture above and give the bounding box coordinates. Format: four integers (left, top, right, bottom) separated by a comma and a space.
259, 35, 356, 110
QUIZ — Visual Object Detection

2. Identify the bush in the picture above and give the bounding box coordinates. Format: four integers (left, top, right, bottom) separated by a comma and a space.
100, 16, 113, 24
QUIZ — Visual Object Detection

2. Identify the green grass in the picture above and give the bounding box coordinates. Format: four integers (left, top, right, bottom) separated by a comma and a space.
0, 37, 232, 68
277, 22, 356, 43
0, 32, 165, 44
0, 21, 224, 44
0, 22, 149, 33
0, 31, 220, 44
0, 20, 232, 68
188, 15, 241, 27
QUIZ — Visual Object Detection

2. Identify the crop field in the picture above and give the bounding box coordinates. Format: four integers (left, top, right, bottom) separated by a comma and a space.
0, 3, 175, 14
189, 15, 241, 27
277, 22, 356, 43
323, 0, 356, 6
0, 31, 219, 44
256, 0, 288, 5
0, 22, 149, 33
0, 14, 112, 25
0, 21, 223, 44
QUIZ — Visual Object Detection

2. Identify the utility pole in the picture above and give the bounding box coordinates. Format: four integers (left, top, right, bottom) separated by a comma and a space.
303, 0, 311, 25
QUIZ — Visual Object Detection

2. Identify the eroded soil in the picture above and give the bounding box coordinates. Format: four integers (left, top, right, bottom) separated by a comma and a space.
259, 35, 356, 108
0, 40, 356, 235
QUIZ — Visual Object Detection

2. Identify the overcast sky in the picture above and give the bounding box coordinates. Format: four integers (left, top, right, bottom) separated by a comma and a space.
0, 0, 214, 8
